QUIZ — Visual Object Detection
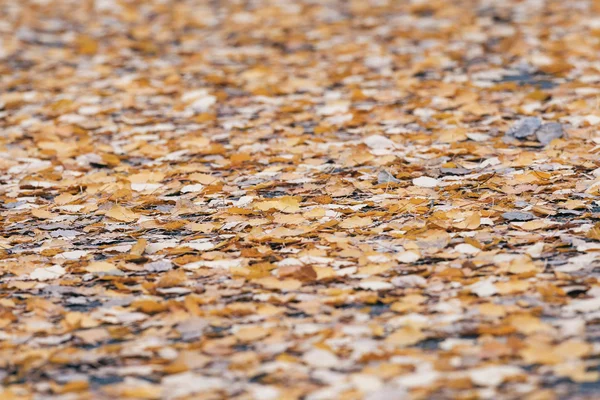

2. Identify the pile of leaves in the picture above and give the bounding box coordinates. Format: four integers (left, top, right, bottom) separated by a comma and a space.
1, 0, 600, 398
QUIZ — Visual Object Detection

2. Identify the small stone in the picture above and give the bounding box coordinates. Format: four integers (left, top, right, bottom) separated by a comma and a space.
536, 122, 563, 145
502, 211, 536, 221
506, 117, 541, 139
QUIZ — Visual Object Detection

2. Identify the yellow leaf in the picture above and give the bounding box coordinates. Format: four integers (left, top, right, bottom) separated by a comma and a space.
385, 326, 426, 347
54, 380, 89, 394
340, 216, 373, 229
75, 35, 98, 55
554, 340, 592, 360
254, 196, 301, 213
106, 205, 139, 222
54, 193, 76, 205
438, 129, 467, 143
131, 299, 168, 314
157, 270, 187, 288
315, 266, 336, 280
31, 208, 57, 219
186, 222, 216, 233
254, 277, 302, 291
188, 173, 222, 185
509, 315, 553, 334
554, 363, 599, 383
273, 213, 306, 225
507, 258, 538, 275
119, 386, 161, 399
478, 303, 506, 318
454, 212, 480, 230
234, 326, 270, 342
516, 220, 555, 231
128, 171, 165, 184
521, 343, 562, 365
587, 223, 600, 241
130, 238, 147, 256
495, 280, 530, 294
86, 261, 119, 274
303, 207, 326, 219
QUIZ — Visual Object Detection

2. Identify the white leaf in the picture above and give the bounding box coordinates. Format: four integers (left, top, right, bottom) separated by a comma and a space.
469, 279, 497, 297
184, 241, 215, 251
54, 250, 88, 260
162, 372, 225, 400
566, 297, 600, 313
146, 241, 179, 254
359, 280, 394, 291
183, 89, 216, 113
392, 275, 427, 288
395, 370, 440, 388
183, 259, 244, 270
30, 265, 66, 281
181, 184, 204, 193
131, 183, 162, 192
364, 135, 395, 149
395, 251, 420, 263
302, 348, 339, 368
455, 243, 480, 255
412, 176, 439, 188
469, 365, 522, 387
525, 242, 544, 258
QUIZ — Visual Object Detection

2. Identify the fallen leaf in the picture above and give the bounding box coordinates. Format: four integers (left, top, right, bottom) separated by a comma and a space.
30, 265, 66, 281
412, 176, 439, 188
340, 216, 373, 229
106, 205, 139, 222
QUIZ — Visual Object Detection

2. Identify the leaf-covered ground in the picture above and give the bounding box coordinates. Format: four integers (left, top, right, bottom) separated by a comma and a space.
2, 0, 600, 399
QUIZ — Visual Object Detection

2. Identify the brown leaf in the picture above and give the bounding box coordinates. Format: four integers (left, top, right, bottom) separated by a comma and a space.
278, 264, 317, 282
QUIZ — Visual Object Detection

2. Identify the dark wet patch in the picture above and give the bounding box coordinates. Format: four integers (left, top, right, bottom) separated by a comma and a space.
286, 310, 310, 319
65, 299, 103, 312
498, 72, 558, 89
90, 375, 125, 387
368, 304, 391, 316
249, 372, 268, 383
577, 380, 600, 394
260, 191, 290, 198
416, 338, 442, 350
